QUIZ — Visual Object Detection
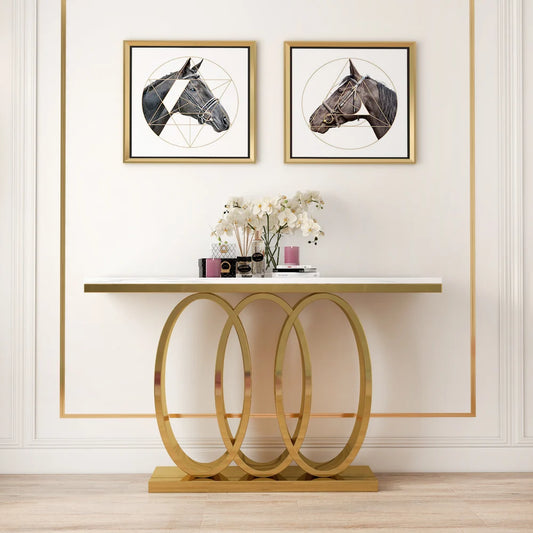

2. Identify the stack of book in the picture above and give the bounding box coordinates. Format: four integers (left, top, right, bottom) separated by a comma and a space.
271, 265, 319, 278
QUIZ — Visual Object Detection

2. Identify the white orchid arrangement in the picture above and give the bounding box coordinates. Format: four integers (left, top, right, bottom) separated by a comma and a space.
212, 191, 324, 268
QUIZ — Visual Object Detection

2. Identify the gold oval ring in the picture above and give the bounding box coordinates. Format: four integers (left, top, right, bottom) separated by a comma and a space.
275, 292, 372, 477
155, 292, 371, 479
216, 293, 312, 477
154, 293, 252, 477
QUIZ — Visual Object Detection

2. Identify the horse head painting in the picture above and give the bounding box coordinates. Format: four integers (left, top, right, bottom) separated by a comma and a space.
142, 58, 230, 136
309, 60, 397, 140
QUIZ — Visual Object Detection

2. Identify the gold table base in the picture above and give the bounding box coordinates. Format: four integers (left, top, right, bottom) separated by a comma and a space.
153, 292, 374, 492
149, 465, 378, 493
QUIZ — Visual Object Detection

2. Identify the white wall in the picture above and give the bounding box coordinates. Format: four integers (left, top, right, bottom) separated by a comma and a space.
1, 0, 531, 473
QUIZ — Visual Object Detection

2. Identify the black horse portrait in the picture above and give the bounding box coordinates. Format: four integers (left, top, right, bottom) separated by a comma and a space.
309, 60, 397, 140
142, 58, 230, 136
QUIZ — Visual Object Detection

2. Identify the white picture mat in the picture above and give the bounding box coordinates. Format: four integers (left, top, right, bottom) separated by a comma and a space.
290, 47, 410, 159
130, 46, 250, 158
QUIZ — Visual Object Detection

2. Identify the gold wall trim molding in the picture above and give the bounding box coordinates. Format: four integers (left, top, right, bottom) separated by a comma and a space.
61, 411, 476, 420
59, 0, 476, 419
59, 0, 66, 420
469, 0, 476, 419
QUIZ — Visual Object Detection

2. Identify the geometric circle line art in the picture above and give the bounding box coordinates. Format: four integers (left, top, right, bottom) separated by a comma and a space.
143, 56, 238, 149
304, 57, 397, 151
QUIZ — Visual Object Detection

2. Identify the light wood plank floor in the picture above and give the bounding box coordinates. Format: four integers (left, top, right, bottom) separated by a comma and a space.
1, 473, 532, 532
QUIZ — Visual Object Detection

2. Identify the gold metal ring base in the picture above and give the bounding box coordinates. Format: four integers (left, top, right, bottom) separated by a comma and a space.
148, 465, 378, 493
152, 291, 375, 490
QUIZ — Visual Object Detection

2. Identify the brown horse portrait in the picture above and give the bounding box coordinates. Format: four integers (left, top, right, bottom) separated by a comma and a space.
309, 60, 397, 140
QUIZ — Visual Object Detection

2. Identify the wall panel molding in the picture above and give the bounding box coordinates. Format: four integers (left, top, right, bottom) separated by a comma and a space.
0, 0, 38, 449
0, 0, 17, 447
1, 446, 532, 474
3, 0, 531, 470
524, 0, 533, 443
497, 0, 529, 445
30, 0, 519, 452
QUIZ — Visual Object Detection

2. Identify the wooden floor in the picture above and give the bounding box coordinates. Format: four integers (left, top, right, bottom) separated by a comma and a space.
0, 473, 532, 532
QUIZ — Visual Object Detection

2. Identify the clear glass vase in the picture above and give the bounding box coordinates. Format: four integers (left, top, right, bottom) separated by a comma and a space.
263, 238, 282, 271
262, 215, 284, 272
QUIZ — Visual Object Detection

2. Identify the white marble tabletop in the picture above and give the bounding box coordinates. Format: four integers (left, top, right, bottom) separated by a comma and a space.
84, 277, 443, 294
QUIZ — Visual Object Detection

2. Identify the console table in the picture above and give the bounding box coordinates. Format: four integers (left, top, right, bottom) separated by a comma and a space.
84, 277, 442, 492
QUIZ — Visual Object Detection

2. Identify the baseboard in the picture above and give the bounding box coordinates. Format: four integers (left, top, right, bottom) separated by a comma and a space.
0, 446, 532, 474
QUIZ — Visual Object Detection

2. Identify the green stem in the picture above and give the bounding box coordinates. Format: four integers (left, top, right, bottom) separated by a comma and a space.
272, 233, 279, 266
263, 215, 280, 269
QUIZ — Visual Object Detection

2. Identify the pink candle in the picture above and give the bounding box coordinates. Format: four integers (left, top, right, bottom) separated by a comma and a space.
205, 258, 221, 277
284, 246, 299, 265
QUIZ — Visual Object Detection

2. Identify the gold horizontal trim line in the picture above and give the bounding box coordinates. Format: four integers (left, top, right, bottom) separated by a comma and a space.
60, 411, 474, 419
83, 282, 443, 294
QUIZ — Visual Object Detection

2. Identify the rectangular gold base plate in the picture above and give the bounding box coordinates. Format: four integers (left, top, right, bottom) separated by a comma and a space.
148, 465, 378, 493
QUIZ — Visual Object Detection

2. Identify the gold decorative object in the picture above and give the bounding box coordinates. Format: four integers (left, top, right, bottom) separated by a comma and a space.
83, 276, 442, 491
150, 290, 373, 491
123, 40, 256, 163
284, 41, 416, 163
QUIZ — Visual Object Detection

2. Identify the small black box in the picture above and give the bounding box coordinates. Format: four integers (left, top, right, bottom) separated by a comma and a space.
220, 258, 236, 278
198, 258, 207, 277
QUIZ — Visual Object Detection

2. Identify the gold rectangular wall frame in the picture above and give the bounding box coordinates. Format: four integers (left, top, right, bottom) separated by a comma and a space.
59, 0, 476, 419
123, 40, 256, 163
284, 41, 416, 164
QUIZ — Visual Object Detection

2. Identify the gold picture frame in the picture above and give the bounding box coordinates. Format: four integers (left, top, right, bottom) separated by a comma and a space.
124, 40, 256, 163
284, 41, 416, 164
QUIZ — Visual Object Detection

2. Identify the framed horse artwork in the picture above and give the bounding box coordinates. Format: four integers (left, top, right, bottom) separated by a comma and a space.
124, 41, 256, 163
284, 42, 416, 163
